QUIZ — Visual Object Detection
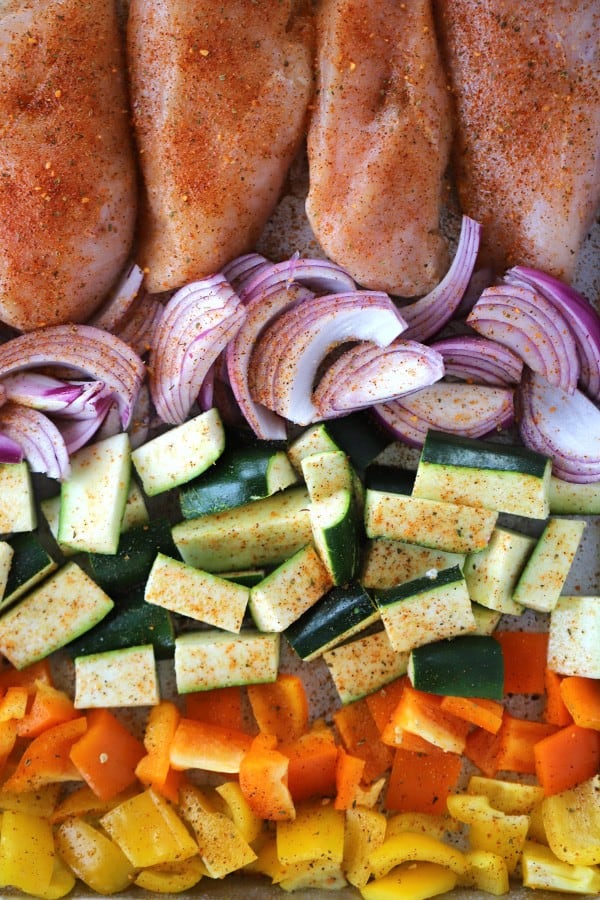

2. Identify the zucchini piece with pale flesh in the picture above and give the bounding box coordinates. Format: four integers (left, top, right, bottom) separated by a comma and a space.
74, 644, 160, 708
464, 527, 536, 616
0, 532, 57, 610
85, 517, 180, 595
373, 566, 476, 654
547, 596, 600, 679
58, 432, 131, 554
301, 450, 360, 585
174, 629, 280, 693
0, 462, 36, 535
360, 538, 465, 590
323, 628, 409, 705
412, 430, 551, 519
0, 541, 12, 601
512, 518, 586, 612
549, 477, 600, 515
287, 423, 341, 472
408, 635, 505, 699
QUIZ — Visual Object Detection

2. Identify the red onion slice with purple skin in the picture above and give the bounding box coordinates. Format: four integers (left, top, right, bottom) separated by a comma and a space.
0, 404, 70, 481
467, 283, 580, 393
116, 296, 164, 359
314, 340, 445, 418
249, 292, 408, 426
506, 266, 600, 402
222, 253, 271, 293
90, 262, 145, 332
56, 396, 115, 455
374, 383, 515, 448
1, 373, 111, 419
428, 335, 524, 386
226, 284, 314, 440
518, 370, 600, 483
399, 216, 482, 342
0, 432, 24, 463
0, 325, 144, 430
239, 254, 356, 304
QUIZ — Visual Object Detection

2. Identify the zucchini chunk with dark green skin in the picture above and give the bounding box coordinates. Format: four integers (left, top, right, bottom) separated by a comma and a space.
408, 635, 505, 700
324, 411, 392, 475
1, 531, 58, 609
285, 582, 379, 662
178, 445, 297, 519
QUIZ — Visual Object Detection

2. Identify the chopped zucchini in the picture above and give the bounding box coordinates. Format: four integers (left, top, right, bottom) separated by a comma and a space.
248, 544, 333, 632
85, 517, 180, 595
512, 518, 586, 612
373, 566, 476, 654
412, 431, 551, 519
471, 604, 503, 636
174, 630, 280, 693
325, 411, 391, 475
58, 432, 131, 554
145, 553, 249, 634
0, 541, 12, 601
408, 635, 505, 699
287, 423, 340, 472
547, 596, 600, 678
464, 527, 536, 616
0, 562, 113, 669
360, 538, 465, 590
131, 407, 225, 496
179, 445, 297, 518
301, 450, 360, 585
0, 462, 36, 535
364, 464, 416, 495
0, 532, 58, 610
364, 489, 498, 554
74, 644, 159, 708
323, 629, 409, 705
285, 582, 379, 662
172, 486, 312, 572
549, 477, 600, 515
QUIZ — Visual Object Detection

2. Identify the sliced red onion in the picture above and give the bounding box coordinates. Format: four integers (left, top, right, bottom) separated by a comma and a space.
116, 295, 164, 358
1, 373, 112, 419
0, 325, 145, 429
0, 403, 70, 480
374, 383, 514, 447
249, 292, 408, 426
0, 432, 24, 464
222, 253, 271, 293
429, 335, 524, 386
314, 340, 445, 419
150, 275, 246, 425
90, 262, 145, 332
56, 395, 115, 455
239, 254, 356, 304
226, 283, 313, 440
399, 216, 482, 342
197, 362, 216, 413
506, 266, 600, 402
467, 283, 580, 393
518, 370, 600, 483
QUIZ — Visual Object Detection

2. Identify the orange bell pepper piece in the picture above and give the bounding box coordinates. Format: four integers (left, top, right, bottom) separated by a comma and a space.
238, 733, 295, 821
0, 718, 18, 775
334, 747, 365, 810
559, 676, 600, 730
534, 724, 600, 795
0, 660, 53, 691
280, 725, 339, 803
69, 708, 145, 800
383, 684, 471, 754
494, 713, 558, 775
385, 747, 463, 815
493, 631, 548, 695
17, 681, 78, 739
247, 673, 309, 742
185, 685, 244, 732
464, 726, 502, 777
0, 686, 28, 722
439, 696, 504, 734
135, 700, 180, 797
365, 676, 408, 734
3, 716, 87, 792
543, 668, 573, 727
333, 698, 394, 783
169, 717, 253, 774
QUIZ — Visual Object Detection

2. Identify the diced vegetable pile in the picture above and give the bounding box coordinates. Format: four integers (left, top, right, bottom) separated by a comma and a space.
0, 408, 598, 899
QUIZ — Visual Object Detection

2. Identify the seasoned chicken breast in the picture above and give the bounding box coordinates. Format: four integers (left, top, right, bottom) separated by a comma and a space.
0, 0, 137, 332
127, 0, 313, 294
436, 0, 600, 281
305, 0, 452, 298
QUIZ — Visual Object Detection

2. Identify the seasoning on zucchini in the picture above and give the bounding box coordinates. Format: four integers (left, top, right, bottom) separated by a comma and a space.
174, 629, 280, 693
512, 518, 586, 612
0, 531, 57, 610
0, 461, 36, 535
408, 635, 505, 699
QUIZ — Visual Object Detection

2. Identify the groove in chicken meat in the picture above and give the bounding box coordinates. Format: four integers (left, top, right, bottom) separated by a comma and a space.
0, 0, 138, 332
305, 0, 453, 298
127, 0, 314, 294
436, 0, 600, 282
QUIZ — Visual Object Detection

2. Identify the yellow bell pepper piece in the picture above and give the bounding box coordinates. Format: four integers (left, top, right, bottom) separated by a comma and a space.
50, 783, 137, 824
368, 831, 469, 880
522, 840, 600, 895
278, 859, 348, 892
0, 783, 60, 818
55, 816, 135, 895
277, 800, 345, 866
343, 805, 387, 889
360, 860, 457, 900
100, 787, 198, 867
178, 783, 257, 877
353, 776, 386, 809
385, 812, 461, 841
527, 802, 547, 844
33, 854, 76, 900
215, 779, 263, 844
243, 833, 287, 881
134, 856, 207, 893
459, 850, 509, 896
447, 793, 529, 875
0, 810, 54, 897
542, 775, 600, 866
467, 775, 544, 814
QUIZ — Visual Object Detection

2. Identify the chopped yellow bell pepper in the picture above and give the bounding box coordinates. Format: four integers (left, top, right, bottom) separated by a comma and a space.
99, 787, 198, 867
385, 811, 461, 841
277, 859, 348, 892
55, 816, 135, 895
215, 779, 264, 844
343, 805, 387, 889
277, 800, 345, 866
542, 775, 600, 866
0, 782, 60, 818
467, 774, 544, 814
527, 802, 547, 844
447, 793, 529, 874
178, 782, 257, 877
360, 860, 457, 900
134, 856, 207, 893
368, 831, 468, 880
459, 849, 509, 896
243, 833, 287, 881
522, 840, 600, 894
50, 783, 137, 824
0, 810, 54, 897
32, 854, 76, 900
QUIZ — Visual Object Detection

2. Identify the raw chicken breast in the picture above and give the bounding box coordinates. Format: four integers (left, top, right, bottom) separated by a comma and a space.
127, 0, 313, 294
305, 0, 452, 298
436, 0, 600, 281
0, 0, 137, 332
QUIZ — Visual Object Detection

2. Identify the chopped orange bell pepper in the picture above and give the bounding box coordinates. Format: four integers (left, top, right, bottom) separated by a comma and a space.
493, 631, 548, 695
559, 676, 600, 730
534, 724, 600, 795
494, 714, 558, 775
281, 725, 339, 803
364, 676, 408, 734
334, 747, 365, 810
247, 673, 309, 741
3, 716, 87, 792
0, 660, 53, 691
0, 686, 28, 723
185, 685, 244, 732
439, 696, 504, 734
17, 681, 78, 739
543, 668, 573, 727
135, 700, 180, 798
385, 747, 463, 815
169, 717, 253, 774
238, 733, 295, 821
333, 698, 394, 783
383, 684, 471, 754
69, 708, 145, 800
